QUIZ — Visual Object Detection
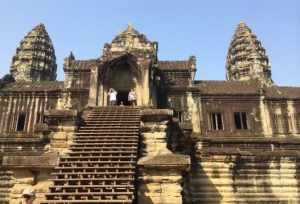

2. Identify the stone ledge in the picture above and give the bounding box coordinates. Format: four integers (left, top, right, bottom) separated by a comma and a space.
44, 109, 78, 118
2, 152, 59, 168
138, 153, 190, 170
0, 136, 44, 143
141, 109, 173, 122
199, 147, 300, 157
44, 109, 78, 127
194, 135, 300, 144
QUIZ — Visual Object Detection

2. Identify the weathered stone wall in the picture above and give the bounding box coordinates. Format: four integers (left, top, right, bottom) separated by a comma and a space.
8, 169, 53, 204
0, 168, 14, 204
267, 100, 300, 137
186, 152, 300, 204
0, 93, 58, 134
138, 109, 190, 204
200, 97, 262, 137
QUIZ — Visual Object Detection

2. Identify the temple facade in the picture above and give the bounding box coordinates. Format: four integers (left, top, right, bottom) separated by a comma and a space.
0, 23, 300, 204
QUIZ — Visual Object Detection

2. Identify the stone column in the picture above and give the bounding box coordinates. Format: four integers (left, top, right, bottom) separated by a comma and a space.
259, 96, 273, 137
138, 109, 190, 204
187, 92, 201, 133
44, 109, 78, 154
88, 66, 99, 107
287, 100, 298, 135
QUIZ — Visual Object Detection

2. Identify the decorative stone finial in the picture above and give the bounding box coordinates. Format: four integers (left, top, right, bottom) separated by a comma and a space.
127, 23, 134, 31
10, 23, 57, 82
226, 22, 273, 86
64, 51, 75, 69
238, 21, 246, 27
68, 51, 75, 61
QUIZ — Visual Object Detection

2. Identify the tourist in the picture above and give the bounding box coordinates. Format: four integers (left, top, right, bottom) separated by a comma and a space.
128, 89, 137, 106
108, 88, 117, 106
22, 188, 35, 204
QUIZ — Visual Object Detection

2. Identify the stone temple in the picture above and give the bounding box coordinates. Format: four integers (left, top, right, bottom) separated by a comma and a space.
0, 22, 300, 204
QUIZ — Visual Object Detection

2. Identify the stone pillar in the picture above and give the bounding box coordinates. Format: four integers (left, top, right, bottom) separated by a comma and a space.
259, 96, 273, 137
138, 109, 190, 204
88, 66, 99, 107
44, 109, 78, 154
287, 100, 298, 135
186, 92, 201, 133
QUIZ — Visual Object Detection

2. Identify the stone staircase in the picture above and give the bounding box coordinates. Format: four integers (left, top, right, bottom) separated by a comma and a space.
0, 168, 13, 204
43, 107, 141, 204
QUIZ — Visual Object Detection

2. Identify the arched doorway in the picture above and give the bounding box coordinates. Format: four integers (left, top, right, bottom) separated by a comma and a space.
102, 54, 140, 106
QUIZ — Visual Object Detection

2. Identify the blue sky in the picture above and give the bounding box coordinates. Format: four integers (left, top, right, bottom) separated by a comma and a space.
0, 0, 299, 86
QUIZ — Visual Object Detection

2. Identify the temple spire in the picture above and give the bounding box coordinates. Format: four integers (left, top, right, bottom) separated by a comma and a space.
64, 51, 75, 69
226, 22, 273, 86
10, 23, 57, 82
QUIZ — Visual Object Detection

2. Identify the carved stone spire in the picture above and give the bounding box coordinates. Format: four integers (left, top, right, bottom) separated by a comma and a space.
103, 24, 156, 58
226, 22, 273, 86
10, 23, 57, 82
64, 51, 75, 69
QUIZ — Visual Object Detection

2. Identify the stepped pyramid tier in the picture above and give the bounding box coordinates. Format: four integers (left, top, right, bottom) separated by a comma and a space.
226, 22, 273, 86
10, 23, 57, 82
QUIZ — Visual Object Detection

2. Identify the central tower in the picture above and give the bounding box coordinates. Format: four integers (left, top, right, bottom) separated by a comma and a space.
88, 25, 158, 107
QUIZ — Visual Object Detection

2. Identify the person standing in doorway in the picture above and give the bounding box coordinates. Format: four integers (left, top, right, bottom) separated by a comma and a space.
128, 89, 137, 106
108, 88, 117, 106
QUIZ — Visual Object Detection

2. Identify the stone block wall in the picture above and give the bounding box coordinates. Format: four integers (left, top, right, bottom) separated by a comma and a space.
138, 109, 190, 204
185, 147, 300, 203
8, 169, 53, 204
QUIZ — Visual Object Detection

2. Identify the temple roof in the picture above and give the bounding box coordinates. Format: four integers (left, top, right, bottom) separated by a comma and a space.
191, 80, 300, 98
0, 81, 63, 92
193, 80, 261, 95
158, 60, 191, 70
65, 59, 98, 70
112, 24, 150, 44
158, 56, 196, 71
265, 86, 300, 99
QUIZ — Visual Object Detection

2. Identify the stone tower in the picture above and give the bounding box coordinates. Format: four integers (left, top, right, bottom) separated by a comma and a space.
226, 22, 273, 86
10, 23, 57, 82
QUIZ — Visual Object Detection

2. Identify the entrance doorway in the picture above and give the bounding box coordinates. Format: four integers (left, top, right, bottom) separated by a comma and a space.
117, 90, 130, 105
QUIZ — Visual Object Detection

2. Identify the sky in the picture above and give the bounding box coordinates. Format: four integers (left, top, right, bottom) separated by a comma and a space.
0, 0, 299, 86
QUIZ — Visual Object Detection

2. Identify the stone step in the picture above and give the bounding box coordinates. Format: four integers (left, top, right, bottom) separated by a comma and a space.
68, 151, 137, 156
54, 166, 135, 171
70, 144, 138, 148
79, 126, 139, 130
61, 155, 136, 160
89, 113, 139, 115
49, 184, 133, 189
51, 177, 134, 184
72, 139, 138, 143
74, 131, 139, 136
85, 119, 140, 122
59, 161, 136, 165
45, 192, 133, 201
84, 120, 140, 123
75, 132, 139, 135
69, 147, 138, 151
42, 200, 132, 204
78, 129, 138, 133
52, 174, 134, 180
52, 172, 134, 177
45, 107, 140, 203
